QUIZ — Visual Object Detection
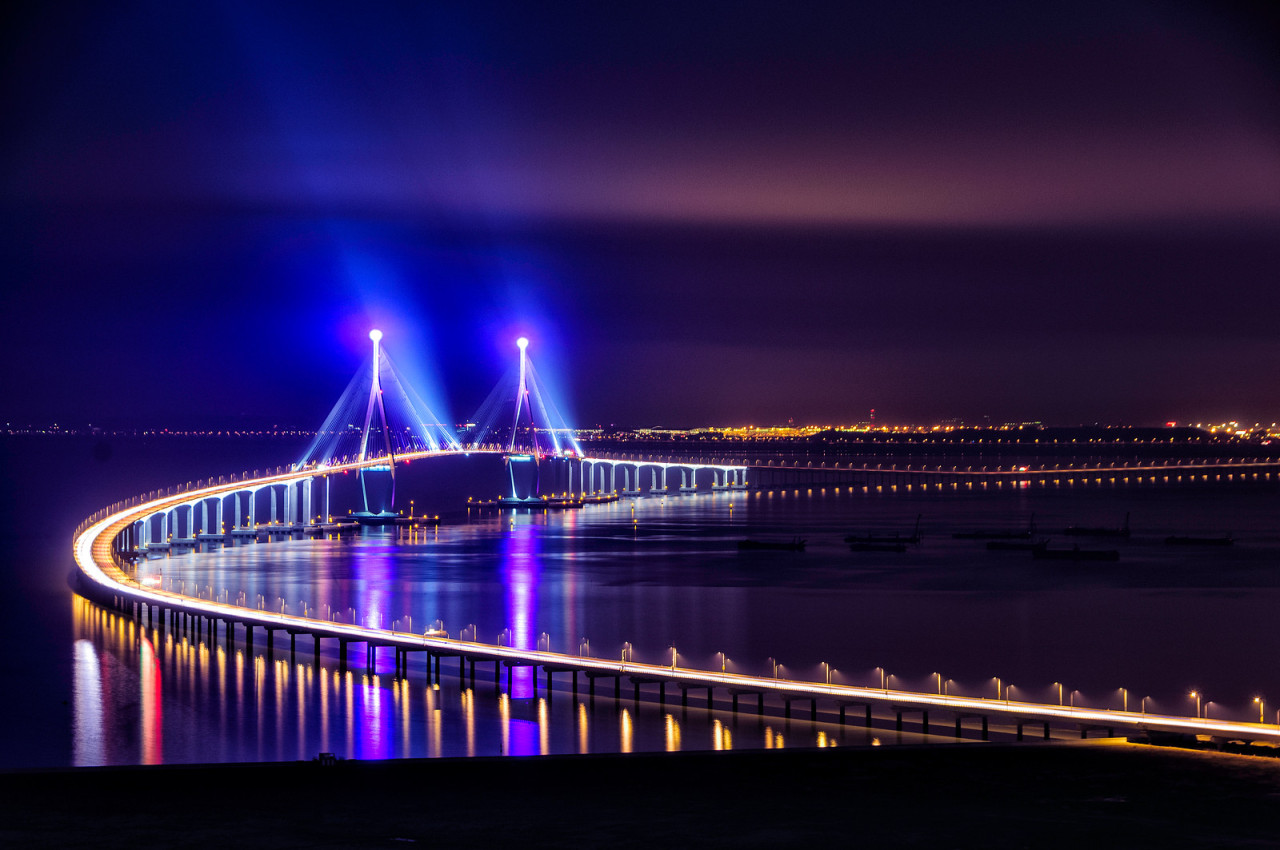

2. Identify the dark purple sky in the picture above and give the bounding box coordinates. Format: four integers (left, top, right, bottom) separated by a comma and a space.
2, 2, 1278, 428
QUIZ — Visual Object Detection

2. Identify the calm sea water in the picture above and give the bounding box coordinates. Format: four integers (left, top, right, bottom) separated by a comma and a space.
4, 436, 1279, 768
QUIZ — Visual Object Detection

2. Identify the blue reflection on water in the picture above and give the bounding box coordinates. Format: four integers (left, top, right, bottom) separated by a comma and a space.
508, 718, 539, 756
502, 517, 539, 698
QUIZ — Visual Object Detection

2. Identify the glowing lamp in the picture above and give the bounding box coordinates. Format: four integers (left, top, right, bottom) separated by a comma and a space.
516, 336, 528, 350
369, 329, 383, 342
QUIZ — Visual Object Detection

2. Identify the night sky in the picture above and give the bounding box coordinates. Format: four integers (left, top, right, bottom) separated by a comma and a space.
3, 2, 1278, 429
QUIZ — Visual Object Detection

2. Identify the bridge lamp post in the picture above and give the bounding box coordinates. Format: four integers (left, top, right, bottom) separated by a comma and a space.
875, 667, 886, 690
1120, 687, 1128, 713
768, 657, 778, 679
1070, 689, 1079, 708
934, 672, 943, 695
1190, 691, 1201, 719
671, 646, 678, 670
1255, 697, 1265, 724
821, 662, 831, 685
1053, 682, 1064, 705
717, 651, 727, 673
580, 638, 589, 658
1141, 696, 1149, 715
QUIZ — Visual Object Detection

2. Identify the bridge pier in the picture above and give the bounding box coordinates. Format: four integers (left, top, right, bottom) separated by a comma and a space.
894, 707, 928, 734
837, 702, 872, 726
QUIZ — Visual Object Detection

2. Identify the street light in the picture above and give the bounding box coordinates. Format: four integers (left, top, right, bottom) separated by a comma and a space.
1255, 697, 1265, 724
1120, 687, 1128, 713
1190, 691, 1201, 719
671, 645, 678, 669
821, 662, 831, 685
717, 651, 727, 673
1053, 682, 1064, 706
934, 672, 943, 695
875, 666, 886, 690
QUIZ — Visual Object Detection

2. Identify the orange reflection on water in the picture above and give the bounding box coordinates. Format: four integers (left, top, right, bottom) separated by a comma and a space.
576, 701, 589, 754
296, 663, 308, 760
498, 693, 509, 757
664, 713, 681, 752
460, 688, 474, 757
711, 718, 731, 751
619, 708, 633, 753
428, 685, 442, 758
344, 671, 354, 758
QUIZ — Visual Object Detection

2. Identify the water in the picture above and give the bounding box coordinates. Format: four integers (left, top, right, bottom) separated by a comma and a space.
5, 435, 1280, 767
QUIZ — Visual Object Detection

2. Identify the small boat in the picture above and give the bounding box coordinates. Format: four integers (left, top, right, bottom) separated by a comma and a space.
846, 514, 922, 545
849, 542, 908, 553
738, 537, 806, 552
1064, 512, 1130, 539
986, 538, 1050, 552
1032, 545, 1120, 562
955, 514, 1036, 540
1165, 535, 1233, 547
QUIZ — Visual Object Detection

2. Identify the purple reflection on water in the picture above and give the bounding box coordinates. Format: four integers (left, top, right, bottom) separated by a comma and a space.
354, 675, 392, 760
508, 718, 539, 756
502, 519, 540, 698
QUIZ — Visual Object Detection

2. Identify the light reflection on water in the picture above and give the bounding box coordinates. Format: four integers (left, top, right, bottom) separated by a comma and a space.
74, 478, 1280, 765
72, 595, 902, 766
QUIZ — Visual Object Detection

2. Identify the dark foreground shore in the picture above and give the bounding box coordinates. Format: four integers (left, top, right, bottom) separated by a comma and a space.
2, 742, 1277, 848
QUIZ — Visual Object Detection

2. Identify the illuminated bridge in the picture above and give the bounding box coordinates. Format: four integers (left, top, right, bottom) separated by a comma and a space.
71, 332, 1280, 749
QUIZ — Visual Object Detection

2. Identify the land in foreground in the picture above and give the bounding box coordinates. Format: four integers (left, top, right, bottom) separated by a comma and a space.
2, 742, 1278, 848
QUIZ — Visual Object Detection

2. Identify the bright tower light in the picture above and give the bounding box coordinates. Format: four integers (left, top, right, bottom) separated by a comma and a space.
369, 329, 383, 342
516, 336, 528, 350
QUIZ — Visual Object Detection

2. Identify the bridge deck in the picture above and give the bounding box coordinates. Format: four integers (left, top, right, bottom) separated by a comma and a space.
73, 451, 1280, 746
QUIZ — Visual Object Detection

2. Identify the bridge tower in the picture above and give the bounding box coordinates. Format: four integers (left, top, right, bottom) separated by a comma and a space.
356, 329, 396, 520
506, 337, 541, 500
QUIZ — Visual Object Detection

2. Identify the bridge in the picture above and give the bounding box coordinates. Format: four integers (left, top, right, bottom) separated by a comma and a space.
71, 332, 1280, 749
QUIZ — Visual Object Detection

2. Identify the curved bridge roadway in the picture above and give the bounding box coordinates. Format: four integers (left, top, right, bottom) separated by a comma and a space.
73, 452, 1280, 747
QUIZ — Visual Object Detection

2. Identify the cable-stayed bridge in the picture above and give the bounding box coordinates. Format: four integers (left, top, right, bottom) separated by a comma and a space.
291, 331, 745, 510
67, 329, 1280, 750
